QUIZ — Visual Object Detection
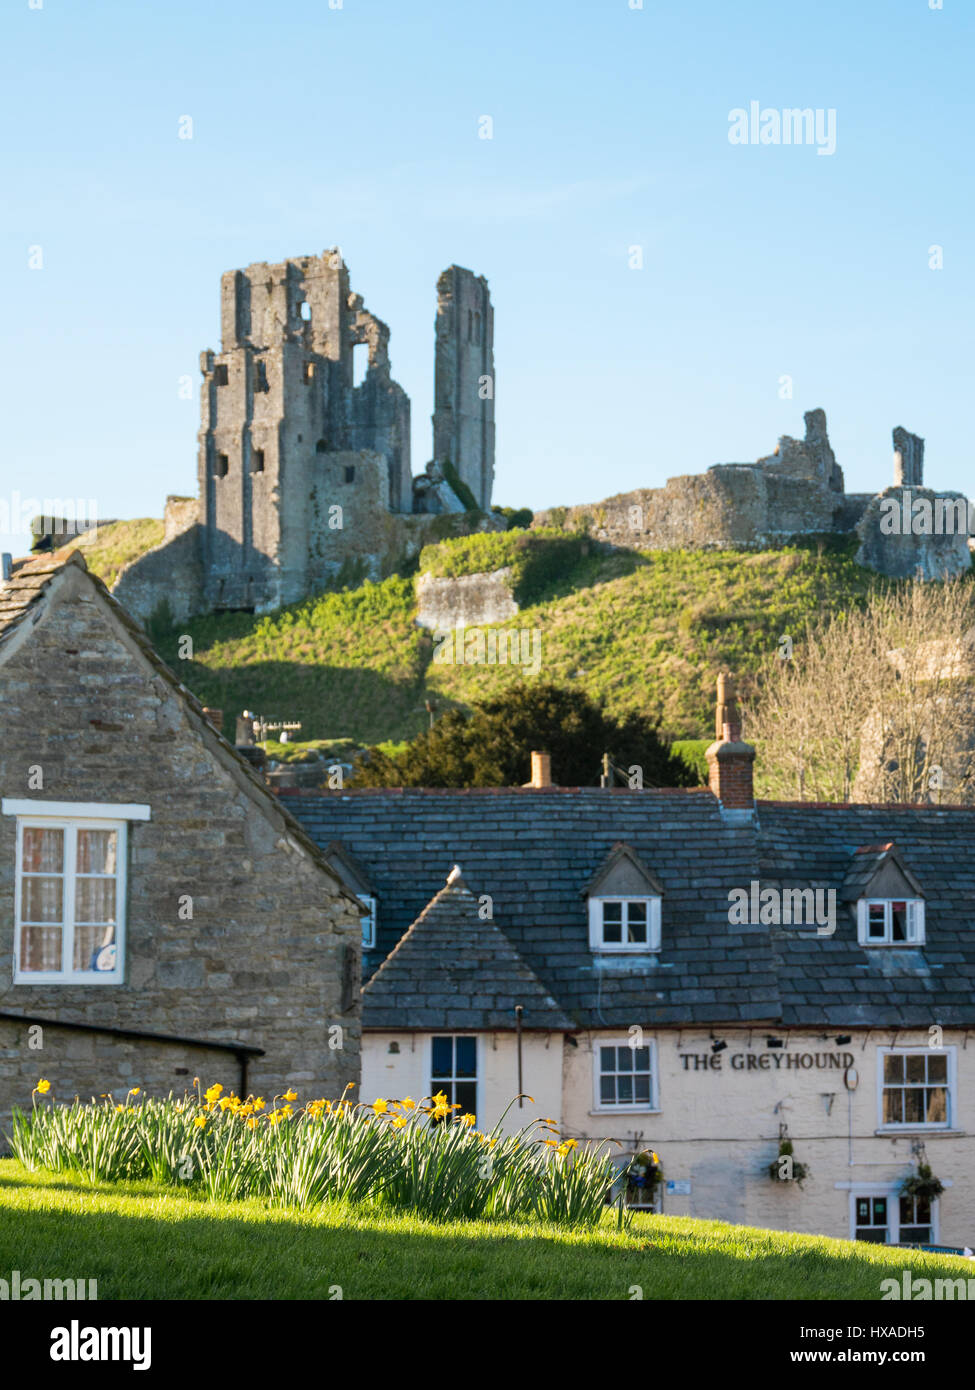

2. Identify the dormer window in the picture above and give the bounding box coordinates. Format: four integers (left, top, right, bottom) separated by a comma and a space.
859, 898, 924, 946
590, 896, 661, 952
584, 843, 663, 954
842, 843, 926, 949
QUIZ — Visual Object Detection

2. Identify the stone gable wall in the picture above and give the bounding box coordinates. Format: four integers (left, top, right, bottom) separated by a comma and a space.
0, 566, 362, 1126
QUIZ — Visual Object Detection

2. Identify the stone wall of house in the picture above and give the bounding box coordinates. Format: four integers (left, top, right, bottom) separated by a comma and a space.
0, 562, 362, 1128
415, 567, 518, 630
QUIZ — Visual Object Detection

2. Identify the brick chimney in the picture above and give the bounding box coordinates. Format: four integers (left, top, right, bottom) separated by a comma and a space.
705, 673, 755, 816
529, 750, 552, 788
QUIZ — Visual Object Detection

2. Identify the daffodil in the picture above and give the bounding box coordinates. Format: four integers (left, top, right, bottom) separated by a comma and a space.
372, 1098, 388, 1115
205, 1083, 223, 1104
194, 1116, 207, 1129
283, 1089, 298, 1102
35, 1079, 51, 1094
401, 1096, 415, 1110
391, 1114, 408, 1129
458, 1112, 476, 1127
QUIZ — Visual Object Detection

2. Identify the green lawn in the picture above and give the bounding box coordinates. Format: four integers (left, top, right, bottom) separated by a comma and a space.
2, 1160, 970, 1301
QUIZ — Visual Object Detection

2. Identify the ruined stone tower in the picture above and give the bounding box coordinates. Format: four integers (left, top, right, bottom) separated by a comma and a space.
432, 266, 495, 511
198, 249, 411, 612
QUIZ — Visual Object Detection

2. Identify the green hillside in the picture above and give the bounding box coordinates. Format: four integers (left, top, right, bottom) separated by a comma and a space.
146, 531, 880, 746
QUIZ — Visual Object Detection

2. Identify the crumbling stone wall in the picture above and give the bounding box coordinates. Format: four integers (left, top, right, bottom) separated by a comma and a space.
0, 560, 362, 1122
533, 410, 873, 555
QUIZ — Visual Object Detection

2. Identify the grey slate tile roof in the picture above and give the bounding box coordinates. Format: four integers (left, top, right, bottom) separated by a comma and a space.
363, 868, 576, 1030
286, 788, 780, 1029
284, 788, 975, 1032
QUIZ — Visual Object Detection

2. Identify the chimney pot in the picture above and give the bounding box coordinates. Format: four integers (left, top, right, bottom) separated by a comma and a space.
530, 750, 552, 788
706, 673, 755, 815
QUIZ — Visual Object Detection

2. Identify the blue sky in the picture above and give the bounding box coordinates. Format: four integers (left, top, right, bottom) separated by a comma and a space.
1, 0, 971, 555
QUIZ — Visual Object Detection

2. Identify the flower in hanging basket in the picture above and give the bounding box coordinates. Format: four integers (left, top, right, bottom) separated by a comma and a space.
768, 1138, 809, 1188
900, 1162, 944, 1204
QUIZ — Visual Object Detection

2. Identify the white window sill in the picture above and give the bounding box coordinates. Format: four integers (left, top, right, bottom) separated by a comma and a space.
590, 1107, 661, 1116
14, 974, 123, 987
874, 1126, 960, 1136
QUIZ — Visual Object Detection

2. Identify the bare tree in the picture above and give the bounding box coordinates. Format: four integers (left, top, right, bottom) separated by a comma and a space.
748, 579, 975, 804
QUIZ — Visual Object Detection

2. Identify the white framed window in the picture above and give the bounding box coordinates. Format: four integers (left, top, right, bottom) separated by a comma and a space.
850, 1187, 938, 1246
594, 1038, 658, 1112
857, 898, 924, 946
588, 896, 661, 952
429, 1035, 478, 1119
12, 816, 129, 985
358, 894, 377, 950
877, 1047, 953, 1130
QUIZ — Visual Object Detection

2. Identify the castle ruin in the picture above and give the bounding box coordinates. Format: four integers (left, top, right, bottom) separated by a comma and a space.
112, 251, 499, 622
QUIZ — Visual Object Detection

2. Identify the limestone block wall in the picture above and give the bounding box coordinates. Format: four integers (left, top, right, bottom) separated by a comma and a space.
415, 568, 518, 630
0, 563, 362, 1128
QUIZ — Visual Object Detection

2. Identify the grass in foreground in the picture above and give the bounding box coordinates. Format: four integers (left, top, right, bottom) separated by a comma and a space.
1, 1161, 971, 1301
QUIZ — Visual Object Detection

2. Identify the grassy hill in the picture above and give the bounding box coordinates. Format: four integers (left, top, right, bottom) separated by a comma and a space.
140, 530, 879, 747
2, 1160, 969, 1300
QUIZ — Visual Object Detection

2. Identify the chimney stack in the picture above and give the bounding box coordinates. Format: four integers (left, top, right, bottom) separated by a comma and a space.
705, 673, 755, 817
529, 750, 552, 788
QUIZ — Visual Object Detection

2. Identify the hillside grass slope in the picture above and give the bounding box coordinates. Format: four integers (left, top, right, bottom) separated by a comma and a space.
143, 531, 878, 746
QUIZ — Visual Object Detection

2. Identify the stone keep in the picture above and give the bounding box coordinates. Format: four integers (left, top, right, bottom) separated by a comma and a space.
432, 266, 496, 511
198, 250, 412, 613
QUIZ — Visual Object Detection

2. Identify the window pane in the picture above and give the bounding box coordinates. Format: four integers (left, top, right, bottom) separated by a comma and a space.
627, 902, 647, 925
455, 1037, 476, 1078
872, 1198, 888, 1225
74, 923, 116, 973
928, 1054, 948, 1083
431, 1037, 452, 1077
868, 903, 886, 938
616, 1047, 632, 1071
883, 1089, 903, 1124
633, 1047, 650, 1072
75, 877, 116, 925
603, 919, 622, 944
905, 1055, 925, 1084
22, 826, 64, 874
455, 1081, 476, 1115
20, 925, 62, 972
602, 902, 622, 924
926, 1087, 947, 1124
891, 902, 907, 941
884, 1054, 904, 1083
600, 1046, 616, 1072
76, 829, 117, 875
900, 1227, 931, 1243
21, 876, 63, 923
634, 1074, 650, 1103
617, 1074, 633, 1103
856, 1198, 870, 1224
904, 1089, 924, 1124
599, 1075, 615, 1103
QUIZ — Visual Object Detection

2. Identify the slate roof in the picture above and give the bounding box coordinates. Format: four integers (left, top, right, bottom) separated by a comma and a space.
285, 788, 975, 1032
286, 788, 780, 1029
363, 868, 576, 1030
758, 802, 975, 1029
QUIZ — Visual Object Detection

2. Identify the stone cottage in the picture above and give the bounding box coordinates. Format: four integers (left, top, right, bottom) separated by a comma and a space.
0, 550, 362, 1128
285, 679, 975, 1250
